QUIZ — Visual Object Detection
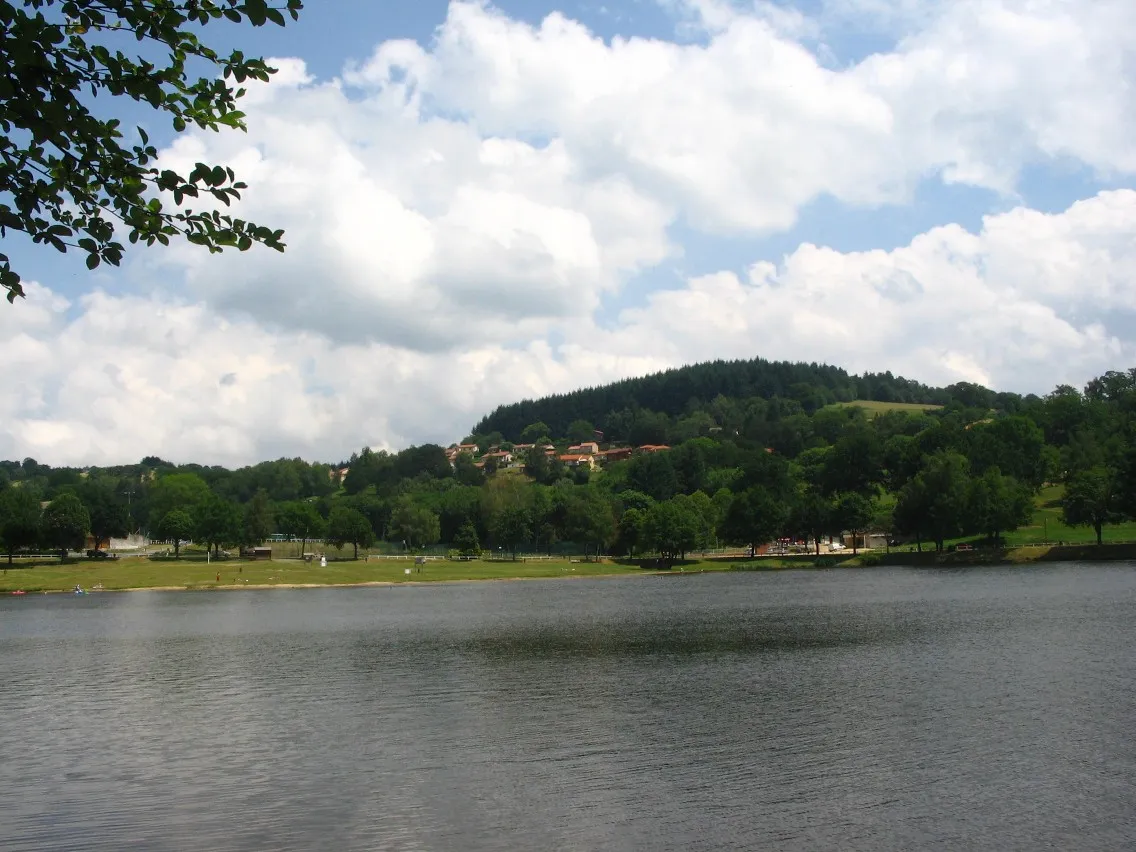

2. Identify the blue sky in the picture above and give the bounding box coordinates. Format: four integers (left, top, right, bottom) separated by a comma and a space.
4, 0, 1136, 465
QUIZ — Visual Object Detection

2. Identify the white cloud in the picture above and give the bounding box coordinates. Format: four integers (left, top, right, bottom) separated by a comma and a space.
588, 189, 1136, 392
6, 0, 1136, 465
131, 0, 1136, 351
6, 191, 1136, 466
146, 58, 674, 349
351, 0, 1135, 230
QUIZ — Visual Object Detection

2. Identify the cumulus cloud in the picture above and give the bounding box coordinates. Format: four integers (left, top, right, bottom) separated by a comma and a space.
6, 191, 1136, 466
6, 0, 1136, 465
587, 190, 1136, 391
132, 0, 1136, 349
147, 63, 673, 349
0, 286, 563, 466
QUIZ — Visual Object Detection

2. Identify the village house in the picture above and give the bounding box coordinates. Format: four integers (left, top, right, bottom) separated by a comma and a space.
558, 453, 596, 470
567, 442, 600, 455
599, 447, 633, 463
635, 444, 671, 453
482, 450, 514, 466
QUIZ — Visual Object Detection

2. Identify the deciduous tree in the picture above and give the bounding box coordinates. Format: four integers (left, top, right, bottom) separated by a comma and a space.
567, 419, 596, 443
242, 488, 273, 547
616, 507, 646, 558
157, 508, 193, 558
788, 489, 833, 555
326, 506, 373, 559
564, 490, 614, 560
0, 486, 41, 563
833, 491, 874, 554
146, 472, 210, 531
193, 494, 241, 558
645, 497, 700, 567
390, 498, 440, 550
453, 521, 480, 557
520, 422, 552, 444
1063, 466, 1123, 545
917, 451, 972, 551
967, 468, 1032, 544
721, 486, 787, 556
79, 477, 129, 551
276, 500, 324, 556
489, 505, 530, 560
41, 492, 89, 559
1, 0, 302, 303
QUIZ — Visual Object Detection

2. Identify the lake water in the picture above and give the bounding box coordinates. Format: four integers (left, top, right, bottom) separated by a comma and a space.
2, 564, 1135, 851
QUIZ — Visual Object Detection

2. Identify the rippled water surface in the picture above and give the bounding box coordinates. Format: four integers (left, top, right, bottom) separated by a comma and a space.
3, 564, 1136, 850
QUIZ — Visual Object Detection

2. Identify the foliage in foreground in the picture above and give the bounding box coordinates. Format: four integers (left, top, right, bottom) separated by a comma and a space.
1, 0, 302, 302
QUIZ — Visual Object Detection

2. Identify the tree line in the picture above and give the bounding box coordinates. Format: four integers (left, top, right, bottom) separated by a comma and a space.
4, 365, 1136, 563
472, 356, 1012, 444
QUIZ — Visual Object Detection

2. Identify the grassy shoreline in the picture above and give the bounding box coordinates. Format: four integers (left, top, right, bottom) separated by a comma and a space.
0, 555, 689, 595
3, 542, 1136, 595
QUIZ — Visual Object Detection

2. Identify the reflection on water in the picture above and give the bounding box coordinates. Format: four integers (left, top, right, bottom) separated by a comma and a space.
2, 565, 1135, 850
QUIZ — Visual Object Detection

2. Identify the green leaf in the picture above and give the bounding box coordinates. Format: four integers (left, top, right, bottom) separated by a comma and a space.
0, 0, 295, 294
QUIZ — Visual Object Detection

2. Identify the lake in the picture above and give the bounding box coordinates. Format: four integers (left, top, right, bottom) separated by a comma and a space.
2, 564, 1135, 850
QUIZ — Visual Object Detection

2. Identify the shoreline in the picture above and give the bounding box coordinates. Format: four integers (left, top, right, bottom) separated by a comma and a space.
17, 571, 682, 595
8, 570, 686, 595
5, 543, 1136, 596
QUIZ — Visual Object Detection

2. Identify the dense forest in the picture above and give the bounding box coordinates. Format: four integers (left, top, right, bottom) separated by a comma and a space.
472, 356, 997, 442
3, 360, 1136, 564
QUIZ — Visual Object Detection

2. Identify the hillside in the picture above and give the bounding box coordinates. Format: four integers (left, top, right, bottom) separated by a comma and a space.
472, 356, 1000, 442
6, 365, 1136, 566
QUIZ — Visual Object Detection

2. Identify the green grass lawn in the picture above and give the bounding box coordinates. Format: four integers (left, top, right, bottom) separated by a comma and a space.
1000, 484, 1136, 545
881, 483, 1136, 551
829, 400, 944, 418
0, 554, 679, 594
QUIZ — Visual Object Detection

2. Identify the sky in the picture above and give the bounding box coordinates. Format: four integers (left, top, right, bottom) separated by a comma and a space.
4, 0, 1136, 467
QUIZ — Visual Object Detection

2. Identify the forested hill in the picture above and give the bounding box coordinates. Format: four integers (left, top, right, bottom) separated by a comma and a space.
473, 357, 978, 443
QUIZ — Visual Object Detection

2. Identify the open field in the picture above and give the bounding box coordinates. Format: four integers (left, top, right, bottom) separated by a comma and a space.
1000, 484, 1136, 545
877, 484, 1136, 552
0, 555, 682, 594
831, 400, 945, 417
6, 542, 1136, 595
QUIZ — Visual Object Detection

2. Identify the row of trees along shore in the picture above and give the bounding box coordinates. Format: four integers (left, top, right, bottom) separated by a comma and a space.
4, 362, 1136, 564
